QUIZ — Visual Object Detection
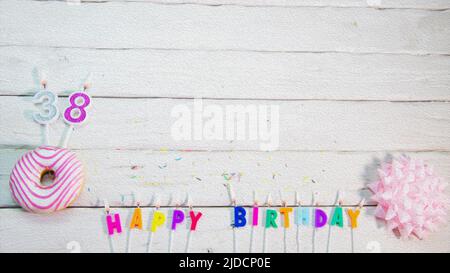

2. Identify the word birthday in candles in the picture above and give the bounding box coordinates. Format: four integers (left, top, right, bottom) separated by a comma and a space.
233, 206, 361, 229
106, 208, 204, 235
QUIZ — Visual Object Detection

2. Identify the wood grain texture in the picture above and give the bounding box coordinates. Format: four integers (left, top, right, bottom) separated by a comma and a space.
60, 0, 450, 10
1, 148, 449, 207
1, 0, 449, 253
1, 207, 449, 253
1, 46, 450, 100
1, 1, 450, 54
1, 97, 449, 151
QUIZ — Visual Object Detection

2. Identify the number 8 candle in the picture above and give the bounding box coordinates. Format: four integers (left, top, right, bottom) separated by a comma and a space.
61, 87, 92, 148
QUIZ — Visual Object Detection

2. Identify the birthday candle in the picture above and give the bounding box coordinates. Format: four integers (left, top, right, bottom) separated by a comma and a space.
249, 191, 258, 253
234, 206, 247, 228
61, 79, 92, 148
172, 209, 185, 230
347, 208, 361, 228
127, 202, 142, 253
185, 197, 202, 253
168, 209, 184, 252
147, 195, 160, 253
32, 80, 60, 145
280, 207, 293, 228
262, 193, 272, 253
312, 191, 319, 253
106, 213, 122, 235
189, 210, 202, 231
104, 199, 120, 253
227, 183, 238, 253
349, 198, 364, 253
295, 192, 301, 253
327, 191, 344, 253
279, 204, 292, 253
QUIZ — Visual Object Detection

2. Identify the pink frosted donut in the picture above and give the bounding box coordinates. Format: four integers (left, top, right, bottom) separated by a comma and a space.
9, 146, 84, 213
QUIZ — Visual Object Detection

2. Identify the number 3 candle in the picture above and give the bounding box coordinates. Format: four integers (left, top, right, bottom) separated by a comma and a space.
32, 77, 60, 145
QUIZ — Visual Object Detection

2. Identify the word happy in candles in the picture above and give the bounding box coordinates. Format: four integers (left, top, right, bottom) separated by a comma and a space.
106, 208, 203, 236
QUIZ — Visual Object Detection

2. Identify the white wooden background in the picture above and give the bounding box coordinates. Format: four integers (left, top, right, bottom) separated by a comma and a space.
0, 0, 449, 253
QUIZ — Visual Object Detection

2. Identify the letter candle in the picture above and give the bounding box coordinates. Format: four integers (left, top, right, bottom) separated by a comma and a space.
127, 193, 142, 253
61, 74, 93, 148
147, 195, 160, 253
262, 193, 273, 253
349, 198, 364, 253
278, 191, 292, 253
168, 194, 183, 253
227, 183, 238, 253
185, 194, 200, 253
104, 199, 121, 253
294, 192, 301, 253
32, 74, 60, 146
312, 191, 319, 253
249, 190, 258, 253
327, 190, 344, 253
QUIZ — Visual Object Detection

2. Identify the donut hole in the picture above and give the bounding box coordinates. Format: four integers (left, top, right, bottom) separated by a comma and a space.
40, 169, 56, 187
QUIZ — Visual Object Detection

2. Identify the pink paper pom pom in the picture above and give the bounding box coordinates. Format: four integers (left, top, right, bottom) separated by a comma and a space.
369, 156, 448, 239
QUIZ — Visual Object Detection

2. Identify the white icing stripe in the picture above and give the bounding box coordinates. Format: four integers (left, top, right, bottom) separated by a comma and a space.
12, 165, 83, 211
9, 146, 84, 213
12, 165, 83, 204
57, 178, 84, 210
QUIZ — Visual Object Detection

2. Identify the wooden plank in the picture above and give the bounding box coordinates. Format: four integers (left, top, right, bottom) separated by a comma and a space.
1, 149, 449, 207
1, 1, 450, 54
1, 46, 450, 100
0, 97, 449, 151
0, 207, 449, 253
68, 0, 450, 10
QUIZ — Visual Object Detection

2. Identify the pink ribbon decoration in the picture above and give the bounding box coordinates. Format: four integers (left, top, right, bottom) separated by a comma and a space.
369, 156, 448, 239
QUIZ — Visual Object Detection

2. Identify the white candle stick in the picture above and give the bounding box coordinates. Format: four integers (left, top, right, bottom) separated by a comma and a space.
249, 190, 257, 253
147, 195, 160, 253
227, 183, 236, 205
127, 193, 140, 253
104, 199, 116, 253
185, 230, 192, 253
351, 198, 365, 253
327, 190, 344, 253
61, 125, 74, 148
168, 211, 176, 253
295, 191, 301, 253
168, 228, 174, 253
147, 231, 154, 253
43, 123, 50, 146
312, 191, 319, 253
232, 225, 237, 254
279, 190, 288, 253
185, 194, 194, 253
126, 220, 134, 253
227, 183, 237, 253
168, 193, 180, 253
262, 193, 272, 253
40, 75, 49, 146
